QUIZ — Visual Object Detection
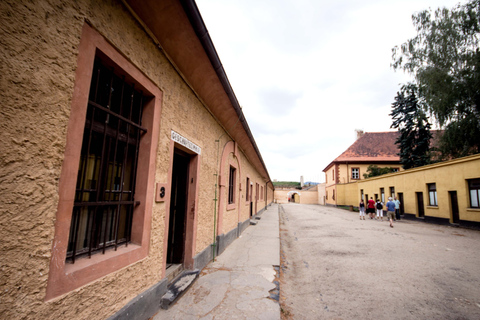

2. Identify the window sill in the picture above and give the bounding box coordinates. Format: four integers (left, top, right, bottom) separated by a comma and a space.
226, 203, 236, 211
467, 208, 480, 212
426, 206, 439, 209
64, 244, 142, 274
46, 243, 146, 301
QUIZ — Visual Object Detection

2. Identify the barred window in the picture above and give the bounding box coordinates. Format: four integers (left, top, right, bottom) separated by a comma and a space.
67, 56, 147, 263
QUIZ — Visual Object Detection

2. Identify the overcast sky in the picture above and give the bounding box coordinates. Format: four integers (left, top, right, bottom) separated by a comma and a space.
196, 0, 462, 183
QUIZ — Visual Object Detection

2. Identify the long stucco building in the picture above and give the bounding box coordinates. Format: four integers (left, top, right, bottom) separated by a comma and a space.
0, 1, 274, 319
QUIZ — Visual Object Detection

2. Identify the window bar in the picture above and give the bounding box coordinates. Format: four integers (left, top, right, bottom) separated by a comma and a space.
71, 66, 101, 263
82, 65, 103, 261
87, 206, 97, 259
89, 66, 115, 259
127, 93, 144, 245
110, 77, 126, 250
115, 85, 135, 249
102, 137, 114, 254
78, 66, 101, 202
88, 101, 146, 131
101, 67, 117, 255
130, 92, 144, 196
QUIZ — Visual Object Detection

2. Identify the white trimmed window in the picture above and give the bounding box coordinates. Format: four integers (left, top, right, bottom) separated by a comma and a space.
351, 168, 359, 179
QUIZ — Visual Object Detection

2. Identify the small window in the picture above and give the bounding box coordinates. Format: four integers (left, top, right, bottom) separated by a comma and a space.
332, 190, 335, 200
468, 179, 480, 208
392, 168, 399, 172
228, 166, 236, 204
380, 188, 385, 203
352, 168, 359, 179
326, 191, 328, 200
332, 169, 334, 180
360, 189, 364, 201
428, 183, 438, 206
390, 187, 395, 197
246, 177, 250, 201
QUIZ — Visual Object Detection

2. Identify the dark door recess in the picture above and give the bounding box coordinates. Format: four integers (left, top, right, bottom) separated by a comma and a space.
449, 191, 459, 223
416, 192, 425, 218
167, 150, 190, 265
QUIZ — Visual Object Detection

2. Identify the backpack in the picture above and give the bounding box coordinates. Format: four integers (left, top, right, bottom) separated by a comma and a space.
376, 202, 383, 209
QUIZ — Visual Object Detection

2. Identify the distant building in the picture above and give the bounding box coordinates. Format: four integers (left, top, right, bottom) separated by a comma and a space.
323, 131, 403, 205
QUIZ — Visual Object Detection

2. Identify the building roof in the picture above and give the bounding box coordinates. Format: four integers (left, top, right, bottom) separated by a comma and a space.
323, 131, 400, 171
124, 0, 272, 186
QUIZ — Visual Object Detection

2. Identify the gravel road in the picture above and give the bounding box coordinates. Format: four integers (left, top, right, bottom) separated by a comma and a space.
278, 203, 480, 320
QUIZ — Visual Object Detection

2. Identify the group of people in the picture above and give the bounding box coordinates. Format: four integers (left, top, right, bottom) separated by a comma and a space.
358, 197, 401, 228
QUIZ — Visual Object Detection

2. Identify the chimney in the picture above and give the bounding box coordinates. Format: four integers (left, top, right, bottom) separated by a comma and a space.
355, 129, 364, 140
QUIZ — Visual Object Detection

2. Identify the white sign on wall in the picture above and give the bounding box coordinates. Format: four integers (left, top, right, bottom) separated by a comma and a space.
171, 130, 201, 154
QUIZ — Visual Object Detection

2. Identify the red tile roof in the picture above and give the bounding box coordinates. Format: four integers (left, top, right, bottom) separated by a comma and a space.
323, 130, 443, 172
323, 132, 400, 171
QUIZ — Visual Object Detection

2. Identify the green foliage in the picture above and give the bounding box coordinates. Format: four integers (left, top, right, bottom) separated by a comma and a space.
272, 181, 301, 188
390, 84, 433, 169
363, 165, 397, 179
392, 0, 480, 158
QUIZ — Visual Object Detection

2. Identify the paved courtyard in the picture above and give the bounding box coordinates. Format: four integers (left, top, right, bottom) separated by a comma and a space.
279, 203, 480, 320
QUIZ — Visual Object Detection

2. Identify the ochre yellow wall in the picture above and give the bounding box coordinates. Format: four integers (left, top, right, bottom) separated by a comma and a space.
336, 155, 480, 223
274, 189, 320, 204
0, 1, 273, 318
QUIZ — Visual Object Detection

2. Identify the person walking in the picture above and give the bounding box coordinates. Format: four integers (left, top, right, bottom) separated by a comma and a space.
386, 197, 396, 228
367, 197, 375, 219
394, 197, 401, 220
376, 199, 384, 221
359, 199, 366, 220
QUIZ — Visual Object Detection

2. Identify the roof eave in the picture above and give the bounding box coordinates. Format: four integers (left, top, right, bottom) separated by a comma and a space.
124, 0, 272, 183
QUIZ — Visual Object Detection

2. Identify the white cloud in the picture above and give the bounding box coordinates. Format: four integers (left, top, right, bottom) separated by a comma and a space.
196, 0, 463, 182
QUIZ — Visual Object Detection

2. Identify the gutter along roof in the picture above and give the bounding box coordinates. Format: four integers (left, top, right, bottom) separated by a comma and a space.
124, 0, 272, 185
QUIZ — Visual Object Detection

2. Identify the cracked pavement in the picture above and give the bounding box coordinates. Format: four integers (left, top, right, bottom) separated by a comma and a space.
155, 205, 280, 320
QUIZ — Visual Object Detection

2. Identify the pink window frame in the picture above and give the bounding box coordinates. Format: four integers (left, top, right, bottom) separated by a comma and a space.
45, 23, 162, 300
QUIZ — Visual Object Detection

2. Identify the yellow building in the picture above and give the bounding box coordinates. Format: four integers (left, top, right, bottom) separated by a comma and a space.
0, 1, 273, 319
335, 154, 480, 227
324, 131, 403, 206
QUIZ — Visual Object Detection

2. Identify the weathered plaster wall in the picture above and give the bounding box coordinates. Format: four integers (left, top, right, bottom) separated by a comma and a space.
0, 0, 271, 319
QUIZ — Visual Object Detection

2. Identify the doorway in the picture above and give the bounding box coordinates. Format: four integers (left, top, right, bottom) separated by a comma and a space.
398, 193, 404, 215
449, 191, 459, 223
416, 192, 425, 218
167, 149, 190, 266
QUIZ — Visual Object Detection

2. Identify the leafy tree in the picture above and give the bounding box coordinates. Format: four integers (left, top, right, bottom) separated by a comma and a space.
392, 0, 480, 158
390, 85, 433, 169
363, 165, 397, 179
